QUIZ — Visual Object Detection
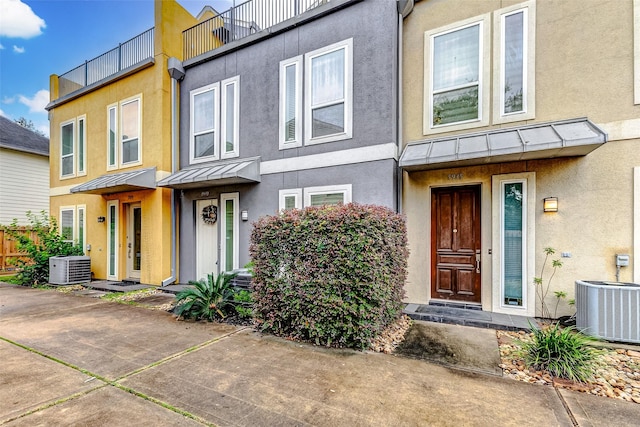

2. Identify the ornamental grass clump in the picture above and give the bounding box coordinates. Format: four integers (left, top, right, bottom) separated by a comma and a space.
522, 322, 596, 382
250, 203, 408, 350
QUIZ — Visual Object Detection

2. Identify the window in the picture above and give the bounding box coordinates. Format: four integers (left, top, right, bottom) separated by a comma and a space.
493, 1, 535, 123
279, 56, 302, 149
279, 39, 353, 148
59, 205, 86, 253
424, 2, 535, 133
278, 188, 302, 210
107, 95, 142, 169
501, 181, 525, 307
634, 0, 640, 104
107, 200, 119, 280
190, 77, 240, 164
60, 116, 87, 178
220, 193, 239, 272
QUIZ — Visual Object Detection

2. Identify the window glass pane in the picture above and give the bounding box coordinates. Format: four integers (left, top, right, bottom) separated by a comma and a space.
433, 25, 480, 91
122, 138, 138, 164
61, 210, 74, 242
194, 90, 215, 134
285, 64, 297, 142
62, 157, 74, 176
312, 103, 344, 138
133, 207, 141, 271
62, 123, 74, 156
504, 12, 524, 114
433, 86, 478, 126
284, 195, 296, 210
310, 192, 344, 206
225, 83, 235, 153
109, 108, 116, 166
121, 100, 139, 140
78, 119, 84, 172
194, 133, 215, 158
78, 208, 84, 250
311, 48, 344, 106
109, 205, 116, 276
503, 182, 523, 306
225, 199, 234, 272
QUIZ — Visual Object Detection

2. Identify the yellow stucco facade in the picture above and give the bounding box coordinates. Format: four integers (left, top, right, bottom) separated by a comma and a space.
401, 0, 640, 317
48, 0, 201, 285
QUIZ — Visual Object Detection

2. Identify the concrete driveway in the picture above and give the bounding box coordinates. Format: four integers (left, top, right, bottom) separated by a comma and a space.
1, 283, 639, 426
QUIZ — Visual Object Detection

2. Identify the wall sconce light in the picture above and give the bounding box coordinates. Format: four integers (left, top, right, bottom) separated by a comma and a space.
241, 210, 249, 221
97, 216, 106, 223
543, 197, 558, 213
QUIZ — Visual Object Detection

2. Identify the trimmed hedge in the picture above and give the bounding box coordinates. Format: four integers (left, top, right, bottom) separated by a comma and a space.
249, 203, 408, 350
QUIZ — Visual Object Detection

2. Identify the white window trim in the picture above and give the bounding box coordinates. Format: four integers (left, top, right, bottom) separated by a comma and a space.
107, 200, 119, 281
634, 0, 640, 104
279, 55, 303, 149
424, 15, 491, 135
221, 76, 240, 159
59, 206, 75, 243
634, 166, 640, 283
107, 104, 118, 170
493, 1, 536, 124
220, 192, 239, 272
60, 119, 75, 179
77, 115, 87, 176
77, 204, 86, 254
119, 95, 142, 168
304, 38, 353, 146
491, 172, 536, 317
303, 184, 352, 207
278, 188, 303, 211
190, 82, 220, 164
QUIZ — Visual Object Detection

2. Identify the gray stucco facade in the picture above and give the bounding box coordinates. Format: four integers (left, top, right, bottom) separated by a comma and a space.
167, 0, 401, 283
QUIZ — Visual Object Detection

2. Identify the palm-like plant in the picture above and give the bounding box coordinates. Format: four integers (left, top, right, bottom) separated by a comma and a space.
175, 272, 238, 321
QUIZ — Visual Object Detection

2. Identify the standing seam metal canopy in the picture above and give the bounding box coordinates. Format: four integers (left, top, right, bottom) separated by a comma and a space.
399, 118, 608, 171
157, 158, 260, 189
70, 167, 156, 194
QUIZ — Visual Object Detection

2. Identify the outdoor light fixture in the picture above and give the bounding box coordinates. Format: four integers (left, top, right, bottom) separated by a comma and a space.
241, 210, 249, 221
543, 197, 558, 212
97, 216, 106, 223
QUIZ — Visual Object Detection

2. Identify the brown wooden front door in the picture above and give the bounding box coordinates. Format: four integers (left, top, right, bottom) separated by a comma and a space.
431, 185, 481, 303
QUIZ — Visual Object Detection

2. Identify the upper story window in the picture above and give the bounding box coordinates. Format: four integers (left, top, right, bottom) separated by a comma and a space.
279, 38, 353, 149
60, 115, 86, 179
278, 184, 352, 210
190, 76, 239, 164
424, 1, 535, 134
108, 95, 142, 169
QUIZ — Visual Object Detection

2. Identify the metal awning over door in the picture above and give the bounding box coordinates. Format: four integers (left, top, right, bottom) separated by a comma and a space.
400, 118, 608, 171
70, 167, 156, 194
157, 158, 260, 190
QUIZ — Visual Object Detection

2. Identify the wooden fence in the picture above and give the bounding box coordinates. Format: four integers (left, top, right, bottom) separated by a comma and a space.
0, 227, 37, 273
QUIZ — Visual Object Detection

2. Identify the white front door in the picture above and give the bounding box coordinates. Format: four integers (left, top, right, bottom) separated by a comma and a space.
126, 203, 142, 280
196, 199, 218, 281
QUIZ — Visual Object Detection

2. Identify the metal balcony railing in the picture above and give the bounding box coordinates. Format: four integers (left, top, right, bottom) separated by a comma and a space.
57, 28, 155, 98
183, 0, 330, 60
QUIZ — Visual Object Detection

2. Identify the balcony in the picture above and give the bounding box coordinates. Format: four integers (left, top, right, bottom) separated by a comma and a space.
183, 0, 330, 61
57, 28, 155, 99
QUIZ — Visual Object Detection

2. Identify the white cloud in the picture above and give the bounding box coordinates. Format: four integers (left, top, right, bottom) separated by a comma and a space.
0, 0, 46, 38
18, 89, 49, 114
2, 96, 15, 104
0, 109, 7, 118
13, 45, 24, 53
36, 122, 49, 137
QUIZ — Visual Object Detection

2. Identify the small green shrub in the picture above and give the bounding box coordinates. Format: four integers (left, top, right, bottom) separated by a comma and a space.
522, 322, 596, 382
4, 211, 84, 286
250, 203, 408, 350
175, 272, 238, 321
233, 289, 253, 319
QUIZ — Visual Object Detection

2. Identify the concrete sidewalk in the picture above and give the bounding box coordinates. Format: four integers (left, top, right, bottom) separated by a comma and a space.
1, 283, 639, 426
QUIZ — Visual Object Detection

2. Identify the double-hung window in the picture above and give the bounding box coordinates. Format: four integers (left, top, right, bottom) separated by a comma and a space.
60, 116, 86, 178
59, 205, 86, 252
279, 38, 353, 148
278, 184, 352, 210
190, 76, 239, 164
107, 95, 142, 169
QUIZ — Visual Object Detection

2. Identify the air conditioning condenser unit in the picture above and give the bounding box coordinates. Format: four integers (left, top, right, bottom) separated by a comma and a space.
49, 256, 91, 285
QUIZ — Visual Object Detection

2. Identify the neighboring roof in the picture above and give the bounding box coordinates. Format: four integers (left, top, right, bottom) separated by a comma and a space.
70, 167, 156, 195
0, 115, 49, 157
157, 158, 260, 189
399, 118, 607, 171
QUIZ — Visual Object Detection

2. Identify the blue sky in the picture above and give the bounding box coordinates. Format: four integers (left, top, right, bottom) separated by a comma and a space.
0, 0, 234, 136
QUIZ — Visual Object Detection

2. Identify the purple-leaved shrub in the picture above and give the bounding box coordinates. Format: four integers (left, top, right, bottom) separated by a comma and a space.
250, 203, 408, 350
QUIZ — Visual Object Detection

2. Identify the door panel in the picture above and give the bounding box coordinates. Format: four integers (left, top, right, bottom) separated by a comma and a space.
126, 203, 141, 280
431, 186, 481, 303
196, 199, 218, 281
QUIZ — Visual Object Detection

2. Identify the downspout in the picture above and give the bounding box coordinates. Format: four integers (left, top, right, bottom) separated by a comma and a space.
163, 57, 185, 287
